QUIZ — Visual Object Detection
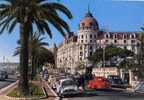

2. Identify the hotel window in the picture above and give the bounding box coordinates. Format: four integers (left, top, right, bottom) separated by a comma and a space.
81, 40, 83, 43
106, 34, 109, 38
131, 40, 135, 43
90, 22, 93, 26
131, 34, 135, 39
90, 52, 93, 56
105, 40, 109, 43
115, 35, 117, 38
90, 46, 93, 50
81, 35, 83, 39
80, 46, 82, 50
94, 35, 96, 38
114, 40, 117, 43
90, 35, 92, 38
82, 23, 85, 27
80, 57, 82, 60
90, 40, 92, 43
124, 35, 127, 39
80, 52, 83, 56
124, 40, 127, 43
86, 35, 87, 38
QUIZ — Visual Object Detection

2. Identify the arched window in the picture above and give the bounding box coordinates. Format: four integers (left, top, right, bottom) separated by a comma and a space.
89, 22, 93, 26
80, 46, 82, 50
81, 35, 83, 39
131, 34, 135, 39
106, 34, 109, 38
82, 23, 85, 27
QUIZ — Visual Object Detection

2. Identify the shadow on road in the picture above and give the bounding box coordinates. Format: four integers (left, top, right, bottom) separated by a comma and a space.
62, 89, 140, 98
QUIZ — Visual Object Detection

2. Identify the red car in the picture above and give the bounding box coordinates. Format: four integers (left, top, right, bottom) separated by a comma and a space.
87, 77, 111, 89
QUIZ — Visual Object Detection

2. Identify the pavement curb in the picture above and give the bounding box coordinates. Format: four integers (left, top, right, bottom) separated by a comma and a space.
45, 81, 57, 97
0, 80, 18, 94
5, 95, 46, 100
4, 81, 47, 100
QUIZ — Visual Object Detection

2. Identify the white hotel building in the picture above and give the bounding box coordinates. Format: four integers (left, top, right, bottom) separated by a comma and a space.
56, 12, 140, 70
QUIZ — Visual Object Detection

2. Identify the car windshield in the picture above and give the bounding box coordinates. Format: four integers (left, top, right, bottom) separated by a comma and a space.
109, 76, 120, 80
62, 80, 77, 86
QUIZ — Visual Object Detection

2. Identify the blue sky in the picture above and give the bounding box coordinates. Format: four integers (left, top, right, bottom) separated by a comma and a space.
0, 0, 144, 62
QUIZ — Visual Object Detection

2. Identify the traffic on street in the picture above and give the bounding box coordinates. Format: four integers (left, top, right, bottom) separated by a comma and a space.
0, 72, 17, 90
43, 69, 144, 99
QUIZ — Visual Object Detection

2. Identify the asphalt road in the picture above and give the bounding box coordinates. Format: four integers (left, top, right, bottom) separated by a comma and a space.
0, 74, 17, 89
65, 96, 144, 100
58, 89, 144, 100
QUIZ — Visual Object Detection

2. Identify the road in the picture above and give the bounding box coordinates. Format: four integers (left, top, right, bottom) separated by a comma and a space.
65, 96, 144, 100
0, 74, 17, 89
57, 89, 144, 100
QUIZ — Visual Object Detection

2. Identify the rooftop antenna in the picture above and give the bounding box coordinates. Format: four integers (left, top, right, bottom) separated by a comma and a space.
88, 0, 91, 13
86, 0, 92, 17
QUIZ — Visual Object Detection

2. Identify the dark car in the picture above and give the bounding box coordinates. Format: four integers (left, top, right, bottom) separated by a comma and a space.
0, 71, 8, 80
107, 75, 123, 87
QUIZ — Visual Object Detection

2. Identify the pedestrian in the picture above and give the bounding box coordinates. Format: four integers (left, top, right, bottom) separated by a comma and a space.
80, 74, 85, 90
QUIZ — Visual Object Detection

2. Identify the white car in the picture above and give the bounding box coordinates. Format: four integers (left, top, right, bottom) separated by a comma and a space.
56, 78, 79, 96
134, 82, 144, 93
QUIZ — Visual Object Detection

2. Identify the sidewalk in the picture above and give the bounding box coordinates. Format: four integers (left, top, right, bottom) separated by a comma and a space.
0, 80, 58, 100
41, 79, 58, 100
0, 81, 18, 100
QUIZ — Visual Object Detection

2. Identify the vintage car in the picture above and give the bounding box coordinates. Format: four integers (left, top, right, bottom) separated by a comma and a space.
107, 75, 123, 87
0, 70, 8, 80
87, 76, 111, 89
134, 82, 144, 93
56, 78, 79, 96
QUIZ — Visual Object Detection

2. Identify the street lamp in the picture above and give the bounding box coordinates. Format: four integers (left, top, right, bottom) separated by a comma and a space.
103, 43, 106, 77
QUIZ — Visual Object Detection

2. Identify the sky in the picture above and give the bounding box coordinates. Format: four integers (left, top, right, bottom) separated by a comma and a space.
0, 0, 144, 62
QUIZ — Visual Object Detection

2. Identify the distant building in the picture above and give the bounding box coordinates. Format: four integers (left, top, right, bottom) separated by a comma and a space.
56, 11, 140, 71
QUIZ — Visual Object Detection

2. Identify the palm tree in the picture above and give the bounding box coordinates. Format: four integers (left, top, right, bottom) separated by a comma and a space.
136, 28, 144, 80
0, 0, 72, 96
138, 28, 144, 65
14, 32, 50, 79
36, 47, 55, 69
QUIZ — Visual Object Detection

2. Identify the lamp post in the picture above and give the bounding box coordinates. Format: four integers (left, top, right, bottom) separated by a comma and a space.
103, 43, 106, 77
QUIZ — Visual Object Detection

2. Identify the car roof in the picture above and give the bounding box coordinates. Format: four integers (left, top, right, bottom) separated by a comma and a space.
59, 78, 73, 83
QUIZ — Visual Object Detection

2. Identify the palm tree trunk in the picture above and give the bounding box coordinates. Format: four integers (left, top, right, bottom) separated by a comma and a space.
31, 55, 36, 79
19, 23, 29, 96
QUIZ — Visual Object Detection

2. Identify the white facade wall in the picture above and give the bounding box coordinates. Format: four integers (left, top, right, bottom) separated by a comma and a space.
56, 13, 140, 70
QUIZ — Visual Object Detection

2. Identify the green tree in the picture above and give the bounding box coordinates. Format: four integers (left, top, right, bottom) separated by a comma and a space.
88, 46, 134, 66
136, 28, 144, 79
0, 0, 72, 96
14, 32, 53, 79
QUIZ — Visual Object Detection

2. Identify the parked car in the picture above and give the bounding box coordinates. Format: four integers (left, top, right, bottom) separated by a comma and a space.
134, 82, 144, 93
56, 78, 79, 96
107, 75, 123, 87
0, 71, 8, 80
87, 76, 111, 89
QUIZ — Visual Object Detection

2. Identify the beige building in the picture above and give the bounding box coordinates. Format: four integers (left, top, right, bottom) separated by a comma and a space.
56, 12, 140, 72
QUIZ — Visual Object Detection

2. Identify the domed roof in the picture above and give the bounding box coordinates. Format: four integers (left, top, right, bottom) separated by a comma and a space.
79, 12, 99, 31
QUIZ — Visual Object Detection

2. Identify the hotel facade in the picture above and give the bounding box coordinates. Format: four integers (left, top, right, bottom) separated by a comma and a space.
56, 12, 140, 71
